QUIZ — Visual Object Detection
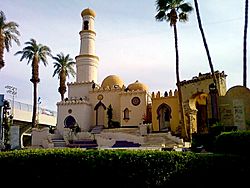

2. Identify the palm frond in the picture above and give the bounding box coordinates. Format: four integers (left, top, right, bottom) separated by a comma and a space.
155, 11, 167, 21
178, 3, 193, 13
179, 12, 188, 22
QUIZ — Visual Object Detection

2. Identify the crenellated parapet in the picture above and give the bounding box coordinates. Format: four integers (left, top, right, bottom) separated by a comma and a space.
90, 85, 124, 93
67, 81, 100, 87
151, 89, 178, 99
120, 89, 147, 95
57, 96, 91, 106
180, 71, 227, 86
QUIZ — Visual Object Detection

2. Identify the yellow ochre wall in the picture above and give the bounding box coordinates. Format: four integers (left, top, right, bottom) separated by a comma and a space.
151, 90, 179, 133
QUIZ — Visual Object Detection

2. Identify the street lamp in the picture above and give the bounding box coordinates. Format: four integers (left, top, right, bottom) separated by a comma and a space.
37, 97, 42, 125
5, 85, 17, 116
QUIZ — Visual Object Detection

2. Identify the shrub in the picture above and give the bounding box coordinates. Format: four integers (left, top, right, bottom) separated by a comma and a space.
214, 130, 250, 155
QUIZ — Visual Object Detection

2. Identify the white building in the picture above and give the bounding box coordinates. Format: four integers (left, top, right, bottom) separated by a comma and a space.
56, 8, 151, 136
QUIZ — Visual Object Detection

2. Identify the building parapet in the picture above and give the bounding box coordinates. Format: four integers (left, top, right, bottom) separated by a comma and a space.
57, 97, 91, 106
67, 81, 100, 86
180, 71, 227, 86
152, 90, 178, 99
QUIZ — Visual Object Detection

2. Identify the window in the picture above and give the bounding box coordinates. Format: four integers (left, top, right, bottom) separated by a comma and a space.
84, 21, 89, 30
123, 108, 130, 120
131, 97, 140, 106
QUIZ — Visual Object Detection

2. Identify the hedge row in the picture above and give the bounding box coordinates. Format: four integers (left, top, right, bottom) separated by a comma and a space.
214, 130, 250, 155
0, 148, 249, 187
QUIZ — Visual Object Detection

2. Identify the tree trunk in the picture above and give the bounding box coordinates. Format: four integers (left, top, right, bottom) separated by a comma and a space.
30, 56, 39, 128
243, 0, 248, 87
32, 81, 38, 128
59, 70, 66, 101
194, 0, 217, 89
173, 24, 188, 140
0, 30, 5, 70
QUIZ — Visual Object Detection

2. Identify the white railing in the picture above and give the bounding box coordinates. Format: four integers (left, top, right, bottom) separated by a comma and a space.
6, 99, 57, 117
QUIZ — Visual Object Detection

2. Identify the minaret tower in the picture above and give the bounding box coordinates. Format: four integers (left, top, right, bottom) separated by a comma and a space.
75, 8, 99, 83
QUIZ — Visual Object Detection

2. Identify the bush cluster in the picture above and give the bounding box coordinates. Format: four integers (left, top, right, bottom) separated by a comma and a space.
0, 148, 249, 186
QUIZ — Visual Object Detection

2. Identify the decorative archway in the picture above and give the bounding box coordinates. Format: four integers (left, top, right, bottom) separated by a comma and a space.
188, 92, 208, 134
64, 115, 76, 128
157, 103, 172, 132
94, 101, 106, 127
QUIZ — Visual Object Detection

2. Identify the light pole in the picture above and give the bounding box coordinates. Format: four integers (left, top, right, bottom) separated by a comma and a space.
5, 85, 17, 116
37, 97, 41, 126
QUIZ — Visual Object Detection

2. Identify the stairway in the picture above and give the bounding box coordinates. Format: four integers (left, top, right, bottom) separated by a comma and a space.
51, 138, 66, 148
112, 140, 141, 148
67, 139, 98, 149
90, 125, 104, 134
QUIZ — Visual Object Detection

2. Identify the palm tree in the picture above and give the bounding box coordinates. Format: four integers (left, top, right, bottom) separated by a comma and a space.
155, 0, 193, 140
0, 10, 20, 70
52, 52, 76, 101
193, 0, 217, 89
243, 0, 249, 87
15, 38, 51, 128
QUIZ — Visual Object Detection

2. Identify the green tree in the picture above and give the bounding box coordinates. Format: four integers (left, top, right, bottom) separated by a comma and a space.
155, 0, 193, 140
243, 0, 249, 87
193, 0, 217, 89
15, 38, 51, 128
52, 52, 76, 101
0, 10, 20, 70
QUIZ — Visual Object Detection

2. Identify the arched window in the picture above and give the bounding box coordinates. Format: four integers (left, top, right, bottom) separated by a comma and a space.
123, 108, 130, 120
84, 21, 89, 30
64, 115, 76, 128
94, 101, 106, 126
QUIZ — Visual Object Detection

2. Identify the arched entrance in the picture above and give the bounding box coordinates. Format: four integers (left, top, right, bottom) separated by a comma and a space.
157, 103, 171, 132
192, 92, 208, 133
94, 101, 106, 127
64, 115, 76, 128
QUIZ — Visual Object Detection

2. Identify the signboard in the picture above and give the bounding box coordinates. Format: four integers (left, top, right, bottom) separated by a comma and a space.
233, 99, 245, 130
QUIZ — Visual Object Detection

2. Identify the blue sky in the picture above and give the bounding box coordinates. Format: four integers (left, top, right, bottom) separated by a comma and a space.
0, 0, 247, 111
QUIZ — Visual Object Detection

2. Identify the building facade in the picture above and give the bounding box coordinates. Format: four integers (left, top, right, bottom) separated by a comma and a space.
55, 8, 250, 143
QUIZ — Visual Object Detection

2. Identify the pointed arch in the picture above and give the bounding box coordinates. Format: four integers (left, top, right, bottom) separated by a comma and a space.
94, 101, 106, 126
157, 103, 172, 132
123, 108, 130, 120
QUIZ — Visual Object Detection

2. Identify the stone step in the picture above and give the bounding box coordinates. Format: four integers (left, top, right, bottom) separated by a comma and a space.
112, 140, 141, 148
67, 139, 98, 149
52, 139, 66, 147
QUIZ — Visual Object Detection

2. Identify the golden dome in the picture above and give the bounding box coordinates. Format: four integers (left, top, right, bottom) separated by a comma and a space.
101, 75, 125, 89
127, 80, 148, 91
81, 8, 96, 17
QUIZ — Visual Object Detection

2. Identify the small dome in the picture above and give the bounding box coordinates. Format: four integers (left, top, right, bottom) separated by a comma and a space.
101, 75, 124, 89
226, 85, 250, 98
81, 8, 96, 17
127, 80, 148, 91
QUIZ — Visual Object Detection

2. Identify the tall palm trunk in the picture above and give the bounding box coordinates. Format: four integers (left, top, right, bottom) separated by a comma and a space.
32, 81, 38, 128
0, 30, 4, 69
194, 0, 217, 88
173, 24, 188, 140
243, 0, 249, 87
59, 70, 66, 101
30, 55, 39, 128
